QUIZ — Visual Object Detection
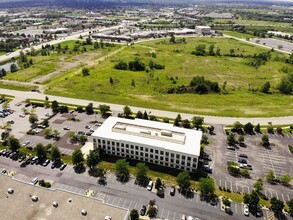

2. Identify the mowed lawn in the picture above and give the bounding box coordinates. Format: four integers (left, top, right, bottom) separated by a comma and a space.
4, 41, 119, 82
45, 37, 293, 117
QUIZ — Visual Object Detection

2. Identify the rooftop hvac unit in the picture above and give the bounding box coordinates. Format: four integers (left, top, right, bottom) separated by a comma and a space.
115, 125, 126, 130
161, 130, 172, 137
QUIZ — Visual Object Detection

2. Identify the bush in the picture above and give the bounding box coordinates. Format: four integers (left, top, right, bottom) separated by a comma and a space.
45, 182, 51, 188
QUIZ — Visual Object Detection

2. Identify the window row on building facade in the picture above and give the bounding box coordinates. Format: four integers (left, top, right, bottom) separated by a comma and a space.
95, 138, 198, 172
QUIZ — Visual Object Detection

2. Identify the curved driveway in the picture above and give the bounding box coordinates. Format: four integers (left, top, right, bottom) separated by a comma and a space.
1, 88, 293, 125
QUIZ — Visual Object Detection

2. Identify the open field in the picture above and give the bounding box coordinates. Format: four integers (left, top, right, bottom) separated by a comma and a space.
213, 18, 293, 27
43, 37, 293, 117
3, 40, 120, 82
222, 31, 256, 39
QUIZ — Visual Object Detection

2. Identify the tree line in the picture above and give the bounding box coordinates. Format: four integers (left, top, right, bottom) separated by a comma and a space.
114, 59, 165, 72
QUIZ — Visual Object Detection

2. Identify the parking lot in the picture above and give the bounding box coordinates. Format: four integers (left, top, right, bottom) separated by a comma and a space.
207, 125, 293, 205
1, 97, 106, 156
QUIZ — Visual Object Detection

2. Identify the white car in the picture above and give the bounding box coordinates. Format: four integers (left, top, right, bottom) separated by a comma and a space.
243, 204, 249, 216
31, 177, 38, 184
181, 215, 186, 220
22, 140, 30, 146
104, 216, 111, 220
147, 181, 153, 191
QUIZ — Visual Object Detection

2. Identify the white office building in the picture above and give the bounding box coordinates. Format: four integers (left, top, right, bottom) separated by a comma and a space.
195, 26, 211, 35
92, 117, 202, 172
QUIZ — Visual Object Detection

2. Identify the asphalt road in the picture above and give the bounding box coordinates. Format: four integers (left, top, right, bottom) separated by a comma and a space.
1, 88, 293, 125
0, 156, 257, 220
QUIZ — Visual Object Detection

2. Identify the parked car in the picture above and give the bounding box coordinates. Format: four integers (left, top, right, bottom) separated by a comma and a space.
31, 177, 38, 185
256, 206, 262, 217
227, 146, 235, 150
239, 153, 248, 158
140, 205, 147, 216
147, 181, 153, 191
19, 114, 25, 118
204, 164, 213, 173
30, 157, 38, 165
238, 158, 247, 164
243, 204, 249, 216
51, 160, 60, 169
181, 215, 186, 220
104, 216, 111, 220
7, 120, 14, 124
22, 140, 30, 146
0, 149, 7, 156
60, 163, 67, 170
42, 159, 50, 166
85, 125, 91, 129
86, 132, 92, 136
63, 126, 70, 130
170, 186, 176, 196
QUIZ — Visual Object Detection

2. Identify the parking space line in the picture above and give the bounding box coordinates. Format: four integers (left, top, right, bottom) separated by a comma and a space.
128, 201, 132, 209
117, 198, 122, 206
276, 192, 279, 200
172, 212, 176, 220
287, 195, 290, 201
270, 191, 273, 198
122, 199, 127, 208
160, 209, 164, 218
105, 196, 111, 204
281, 193, 285, 202
112, 197, 117, 205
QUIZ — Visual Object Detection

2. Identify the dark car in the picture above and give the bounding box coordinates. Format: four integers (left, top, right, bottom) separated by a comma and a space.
170, 186, 176, 196
239, 153, 248, 158
238, 158, 247, 164
5, 151, 12, 157
51, 160, 60, 169
140, 205, 147, 216
25, 158, 32, 165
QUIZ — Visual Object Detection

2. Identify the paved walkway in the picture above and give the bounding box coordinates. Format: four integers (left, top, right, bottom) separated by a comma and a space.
1, 88, 293, 125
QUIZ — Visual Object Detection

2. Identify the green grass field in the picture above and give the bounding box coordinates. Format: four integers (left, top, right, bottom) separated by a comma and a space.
44, 37, 293, 117
222, 31, 256, 39
213, 18, 293, 27
0, 82, 37, 91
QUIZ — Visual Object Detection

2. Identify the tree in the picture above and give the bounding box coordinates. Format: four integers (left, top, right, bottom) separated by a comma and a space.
169, 35, 175, 44
82, 67, 90, 76
255, 123, 261, 133
247, 190, 260, 214
78, 134, 88, 145
59, 105, 68, 113
198, 178, 216, 196
222, 197, 231, 207
208, 44, 215, 56
270, 197, 284, 217
109, 77, 114, 84
261, 82, 271, 94
176, 171, 191, 190
232, 121, 243, 133
253, 178, 263, 194
10, 63, 18, 72
44, 128, 52, 138
266, 170, 275, 183
29, 114, 38, 125
147, 206, 157, 218
182, 119, 191, 128
135, 162, 148, 183
208, 125, 215, 134
98, 104, 111, 117
86, 150, 100, 170
174, 114, 181, 126
143, 111, 148, 120
155, 178, 162, 190
244, 122, 254, 134
115, 159, 129, 180
216, 47, 221, 56
193, 44, 206, 56
8, 136, 20, 152
85, 103, 94, 115
287, 199, 293, 216
72, 149, 84, 166
76, 106, 84, 113
129, 209, 139, 220
36, 143, 47, 159
52, 129, 60, 139
262, 135, 270, 147
279, 174, 292, 186
227, 132, 236, 146
136, 111, 143, 119
192, 116, 204, 129
238, 135, 245, 144
123, 106, 132, 118
131, 79, 135, 87
51, 100, 59, 113
51, 146, 61, 161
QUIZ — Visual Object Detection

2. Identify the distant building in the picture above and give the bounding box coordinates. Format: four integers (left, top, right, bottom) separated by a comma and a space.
195, 26, 211, 35
92, 117, 202, 172
43, 28, 71, 34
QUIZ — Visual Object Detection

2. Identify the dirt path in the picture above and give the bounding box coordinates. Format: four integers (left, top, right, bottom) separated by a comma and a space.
31, 46, 126, 84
